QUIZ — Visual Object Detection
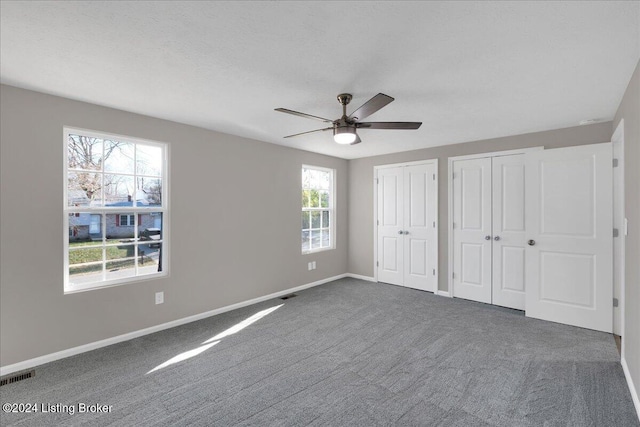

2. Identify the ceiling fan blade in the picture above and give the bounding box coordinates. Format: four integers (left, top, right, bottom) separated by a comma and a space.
350, 134, 362, 145
348, 93, 394, 121
275, 108, 334, 123
356, 122, 422, 130
283, 127, 334, 138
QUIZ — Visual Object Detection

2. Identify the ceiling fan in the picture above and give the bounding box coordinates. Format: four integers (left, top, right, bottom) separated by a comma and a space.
275, 93, 422, 145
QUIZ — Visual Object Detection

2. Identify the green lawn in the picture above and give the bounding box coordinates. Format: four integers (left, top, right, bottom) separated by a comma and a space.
69, 239, 131, 248
69, 257, 157, 276
68, 245, 135, 264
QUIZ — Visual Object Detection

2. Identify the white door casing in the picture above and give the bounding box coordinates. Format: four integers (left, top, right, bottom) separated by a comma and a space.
492, 155, 527, 310
612, 121, 624, 337
377, 166, 404, 286
525, 143, 613, 333
452, 158, 492, 304
376, 161, 437, 292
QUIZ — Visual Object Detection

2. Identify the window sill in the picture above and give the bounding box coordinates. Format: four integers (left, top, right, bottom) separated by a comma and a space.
302, 247, 335, 255
64, 271, 168, 294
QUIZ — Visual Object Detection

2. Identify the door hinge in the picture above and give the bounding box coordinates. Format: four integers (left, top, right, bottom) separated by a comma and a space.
376, 178, 379, 184
433, 221, 436, 228
432, 268, 436, 276
613, 158, 619, 168
613, 298, 619, 307
432, 173, 436, 181
377, 219, 379, 226
452, 172, 455, 179
452, 272, 455, 279
452, 222, 456, 229
613, 228, 619, 238
376, 261, 379, 267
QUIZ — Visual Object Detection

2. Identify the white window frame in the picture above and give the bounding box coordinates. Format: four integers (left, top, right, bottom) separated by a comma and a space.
301, 165, 335, 254
63, 127, 169, 293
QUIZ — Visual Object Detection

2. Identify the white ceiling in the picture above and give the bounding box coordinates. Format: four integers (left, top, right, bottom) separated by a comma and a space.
1, 1, 639, 159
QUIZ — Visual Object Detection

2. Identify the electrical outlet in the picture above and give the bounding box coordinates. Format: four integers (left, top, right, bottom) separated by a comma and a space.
155, 291, 164, 305
312, 261, 317, 269
308, 262, 313, 271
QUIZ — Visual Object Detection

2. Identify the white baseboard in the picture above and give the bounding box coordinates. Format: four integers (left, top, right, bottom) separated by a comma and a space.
622, 356, 640, 421
437, 290, 451, 297
0, 273, 348, 377
345, 273, 376, 282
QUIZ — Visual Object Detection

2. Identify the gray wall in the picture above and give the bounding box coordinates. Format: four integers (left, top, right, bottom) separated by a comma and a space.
613, 60, 640, 408
0, 84, 348, 366
347, 122, 613, 288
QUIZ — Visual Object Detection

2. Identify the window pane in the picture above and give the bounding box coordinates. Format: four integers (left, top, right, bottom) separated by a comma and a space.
106, 243, 135, 260
68, 171, 102, 206
105, 251, 136, 281
320, 191, 329, 208
309, 189, 320, 208
69, 247, 104, 285
68, 134, 103, 171
319, 171, 330, 189
138, 213, 162, 243
322, 211, 329, 228
105, 244, 136, 281
104, 175, 135, 207
136, 144, 162, 177
311, 230, 321, 249
136, 177, 162, 206
321, 228, 331, 248
302, 211, 310, 229
302, 169, 311, 188
69, 213, 102, 245
311, 211, 321, 228
138, 243, 162, 275
302, 231, 310, 252
310, 169, 320, 188
104, 140, 134, 174
106, 213, 136, 241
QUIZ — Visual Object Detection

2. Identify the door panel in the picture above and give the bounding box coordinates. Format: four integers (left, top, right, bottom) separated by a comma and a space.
377, 167, 404, 285
409, 239, 427, 276
525, 143, 612, 332
461, 243, 484, 285
461, 168, 484, 230
500, 246, 525, 292
492, 155, 526, 310
453, 158, 492, 303
403, 163, 437, 292
540, 157, 594, 236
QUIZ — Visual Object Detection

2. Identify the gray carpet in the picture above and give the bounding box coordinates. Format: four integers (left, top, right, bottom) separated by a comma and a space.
1, 278, 638, 426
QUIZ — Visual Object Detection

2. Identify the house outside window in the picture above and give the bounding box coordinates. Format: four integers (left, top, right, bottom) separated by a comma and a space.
64, 127, 168, 292
301, 165, 335, 253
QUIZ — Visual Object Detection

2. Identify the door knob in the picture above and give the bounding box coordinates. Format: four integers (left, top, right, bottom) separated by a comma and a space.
494, 236, 501, 241
528, 239, 536, 246
404, 231, 409, 235
485, 235, 491, 240
398, 231, 403, 235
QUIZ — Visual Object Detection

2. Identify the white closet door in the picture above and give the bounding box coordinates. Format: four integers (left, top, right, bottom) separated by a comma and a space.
403, 163, 437, 292
525, 143, 613, 332
452, 158, 492, 304
377, 167, 404, 286
492, 155, 526, 310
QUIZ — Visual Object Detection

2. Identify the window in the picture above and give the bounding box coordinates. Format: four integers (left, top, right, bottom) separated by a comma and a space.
119, 214, 136, 227
301, 165, 334, 253
64, 127, 168, 292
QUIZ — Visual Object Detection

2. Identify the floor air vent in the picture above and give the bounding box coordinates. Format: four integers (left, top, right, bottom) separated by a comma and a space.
0, 369, 35, 386
280, 293, 297, 300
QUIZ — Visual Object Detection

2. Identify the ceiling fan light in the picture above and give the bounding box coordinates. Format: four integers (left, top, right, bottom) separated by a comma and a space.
333, 126, 357, 144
